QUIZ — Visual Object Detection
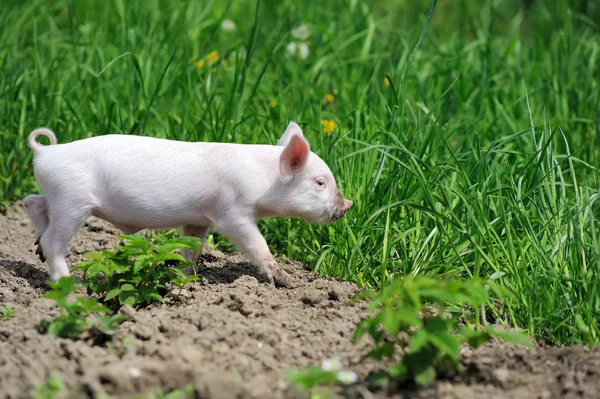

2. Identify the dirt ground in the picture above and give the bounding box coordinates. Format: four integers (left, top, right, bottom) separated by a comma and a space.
1, 202, 600, 399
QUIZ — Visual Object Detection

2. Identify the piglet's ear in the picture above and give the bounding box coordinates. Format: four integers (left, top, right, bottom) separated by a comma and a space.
280, 134, 310, 178
277, 121, 304, 146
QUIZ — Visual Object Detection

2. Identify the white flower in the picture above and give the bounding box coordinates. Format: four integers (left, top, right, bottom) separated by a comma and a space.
286, 42, 297, 55
221, 19, 236, 32
286, 42, 309, 59
320, 357, 342, 372
298, 43, 309, 59
336, 370, 358, 384
291, 24, 310, 40
129, 367, 141, 378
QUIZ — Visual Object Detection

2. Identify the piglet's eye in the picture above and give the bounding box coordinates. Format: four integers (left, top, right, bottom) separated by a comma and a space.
316, 180, 326, 187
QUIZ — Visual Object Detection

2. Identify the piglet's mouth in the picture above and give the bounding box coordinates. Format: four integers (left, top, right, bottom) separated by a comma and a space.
323, 197, 353, 224
330, 208, 349, 222
316, 210, 342, 225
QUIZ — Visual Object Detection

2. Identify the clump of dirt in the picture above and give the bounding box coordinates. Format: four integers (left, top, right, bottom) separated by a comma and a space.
1, 202, 599, 399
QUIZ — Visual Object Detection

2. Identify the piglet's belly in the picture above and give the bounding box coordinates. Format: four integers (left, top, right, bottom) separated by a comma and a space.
92, 203, 212, 233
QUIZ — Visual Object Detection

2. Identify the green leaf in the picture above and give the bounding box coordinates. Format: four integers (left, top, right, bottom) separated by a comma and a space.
404, 281, 421, 310
418, 287, 449, 302
119, 290, 138, 307
365, 341, 395, 360
396, 309, 423, 327
75, 297, 111, 314
167, 236, 203, 249
153, 252, 187, 264
463, 283, 489, 305
382, 307, 400, 336
428, 331, 461, 361
353, 320, 370, 342
44, 276, 81, 301
169, 267, 187, 279
96, 314, 127, 335
120, 283, 135, 292
147, 293, 163, 302
105, 288, 122, 301
133, 255, 151, 274
487, 326, 532, 348
409, 329, 430, 351
173, 275, 199, 286
414, 365, 436, 386
388, 363, 408, 379
285, 367, 337, 391
424, 316, 451, 333
118, 234, 150, 252
46, 375, 66, 392
574, 314, 591, 334
81, 264, 109, 279
156, 242, 197, 254
458, 325, 490, 348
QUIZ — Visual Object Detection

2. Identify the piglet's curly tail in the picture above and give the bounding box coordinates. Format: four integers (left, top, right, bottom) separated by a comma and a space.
28, 128, 58, 153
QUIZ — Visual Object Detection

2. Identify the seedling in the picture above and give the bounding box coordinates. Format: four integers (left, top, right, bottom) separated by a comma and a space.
354, 276, 530, 386
77, 230, 201, 308
1, 305, 16, 320
31, 375, 66, 399
286, 357, 357, 392
40, 276, 126, 341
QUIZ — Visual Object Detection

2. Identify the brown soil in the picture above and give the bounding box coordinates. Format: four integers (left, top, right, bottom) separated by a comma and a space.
1, 202, 599, 399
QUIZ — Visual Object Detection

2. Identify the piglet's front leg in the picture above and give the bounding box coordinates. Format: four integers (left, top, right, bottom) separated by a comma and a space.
214, 218, 292, 287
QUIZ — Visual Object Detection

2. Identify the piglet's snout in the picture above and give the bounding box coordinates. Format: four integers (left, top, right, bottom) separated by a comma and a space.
341, 199, 353, 215
331, 192, 353, 221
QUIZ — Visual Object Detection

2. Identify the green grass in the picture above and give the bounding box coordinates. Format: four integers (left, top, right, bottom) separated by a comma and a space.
0, 0, 599, 345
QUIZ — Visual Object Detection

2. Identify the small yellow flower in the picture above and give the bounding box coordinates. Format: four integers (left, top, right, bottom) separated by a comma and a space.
384, 76, 390, 86
196, 59, 205, 69
323, 94, 335, 104
321, 120, 337, 135
268, 101, 277, 108
207, 50, 219, 65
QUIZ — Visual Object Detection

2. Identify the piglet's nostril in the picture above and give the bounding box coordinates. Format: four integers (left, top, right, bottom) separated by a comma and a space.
341, 199, 353, 213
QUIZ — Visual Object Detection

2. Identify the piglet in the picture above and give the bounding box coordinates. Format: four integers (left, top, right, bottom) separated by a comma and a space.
24, 122, 352, 285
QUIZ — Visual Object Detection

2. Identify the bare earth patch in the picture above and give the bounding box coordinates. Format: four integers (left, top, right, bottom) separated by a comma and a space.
1, 203, 599, 399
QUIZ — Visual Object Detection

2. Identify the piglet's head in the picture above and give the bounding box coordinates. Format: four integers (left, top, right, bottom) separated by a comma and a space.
277, 121, 352, 225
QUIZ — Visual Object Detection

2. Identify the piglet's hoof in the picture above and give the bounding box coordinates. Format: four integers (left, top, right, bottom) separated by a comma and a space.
273, 269, 292, 288
35, 243, 46, 263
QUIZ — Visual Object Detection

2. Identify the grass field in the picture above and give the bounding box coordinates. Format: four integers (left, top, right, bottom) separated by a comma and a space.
0, 0, 599, 346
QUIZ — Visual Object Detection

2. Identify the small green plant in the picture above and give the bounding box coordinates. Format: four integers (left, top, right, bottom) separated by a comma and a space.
286, 357, 358, 393
40, 276, 126, 341
31, 375, 66, 399
1, 305, 16, 320
287, 367, 339, 391
354, 276, 530, 386
77, 230, 201, 308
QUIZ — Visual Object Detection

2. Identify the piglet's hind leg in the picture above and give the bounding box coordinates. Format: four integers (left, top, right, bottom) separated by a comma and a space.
23, 195, 51, 262
40, 205, 90, 281
23, 195, 50, 237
